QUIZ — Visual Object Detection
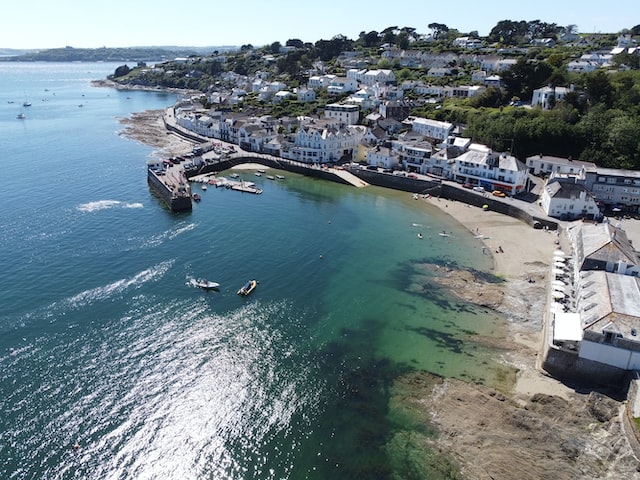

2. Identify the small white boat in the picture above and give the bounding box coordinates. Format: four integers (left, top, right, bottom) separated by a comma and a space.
194, 279, 220, 290
201, 184, 208, 190
266, 175, 275, 180
16, 112, 25, 119
254, 172, 262, 177
230, 173, 240, 179
275, 175, 285, 180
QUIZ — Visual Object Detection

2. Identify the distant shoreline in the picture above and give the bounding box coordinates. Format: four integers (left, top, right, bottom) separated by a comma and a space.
91, 78, 198, 96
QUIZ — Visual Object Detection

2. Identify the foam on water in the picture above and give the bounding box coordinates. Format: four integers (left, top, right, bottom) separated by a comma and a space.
76, 200, 144, 212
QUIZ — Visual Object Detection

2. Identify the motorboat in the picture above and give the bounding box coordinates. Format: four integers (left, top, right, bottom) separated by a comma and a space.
194, 279, 220, 290
237, 279, 258, 296
16, 112, 25, 119
192, 193, 201, 202
275, 175, 285, 180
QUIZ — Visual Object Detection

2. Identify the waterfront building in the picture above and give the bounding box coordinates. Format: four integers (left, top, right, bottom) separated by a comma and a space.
574, 271, 640, 371
366, 146, 399, 170
451, 144, 528, 194
540, 179, 601, 221
280, 120, 366, 164
583, 167, 640, 214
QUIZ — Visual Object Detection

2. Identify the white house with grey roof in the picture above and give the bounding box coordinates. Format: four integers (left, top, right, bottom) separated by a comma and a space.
540, 179, 601, 220
569, 222, 640, 276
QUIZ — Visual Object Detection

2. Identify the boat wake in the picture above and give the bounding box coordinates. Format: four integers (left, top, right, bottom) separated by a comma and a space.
64, 260, 174, 309
144, 222, 197, 247
77, 200, 144, 212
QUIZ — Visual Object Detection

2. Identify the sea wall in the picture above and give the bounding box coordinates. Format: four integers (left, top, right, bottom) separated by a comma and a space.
345, 167, 442, 193
185, 156, 354, 186
542, 346, 628, 386
346, 168, 558, 230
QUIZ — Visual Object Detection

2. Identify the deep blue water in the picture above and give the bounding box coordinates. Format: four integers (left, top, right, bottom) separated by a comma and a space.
0, 62, 505, 479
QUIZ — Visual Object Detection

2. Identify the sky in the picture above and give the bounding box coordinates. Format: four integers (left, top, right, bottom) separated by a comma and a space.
1, 0, 637, 50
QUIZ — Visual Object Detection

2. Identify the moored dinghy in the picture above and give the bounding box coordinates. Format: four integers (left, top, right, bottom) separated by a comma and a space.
237, 279, 258, 296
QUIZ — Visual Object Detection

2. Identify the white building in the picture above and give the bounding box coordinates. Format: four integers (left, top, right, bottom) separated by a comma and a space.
525, 154, 595, 177
361, 69, 396, 86
531, 85, 574, 109
326, 77, 358, 94
404, 117, 454, 141
583, 167, 640, 213
324, 103, 360, 125
575, 271, 640, 371
452, 145, 528, 194
297, 88, 316, 102
280, 122, 366, 164
367, 147, 399, 170
540, 180, 601, 220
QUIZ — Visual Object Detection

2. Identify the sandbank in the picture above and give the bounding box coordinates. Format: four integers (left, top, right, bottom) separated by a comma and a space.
231, 163, 269, 171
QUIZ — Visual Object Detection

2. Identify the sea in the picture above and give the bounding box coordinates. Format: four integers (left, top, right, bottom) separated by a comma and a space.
0, 62, 510, 479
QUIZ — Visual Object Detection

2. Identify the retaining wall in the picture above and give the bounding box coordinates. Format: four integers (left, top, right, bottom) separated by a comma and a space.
185, 156, 354, 186
542, 347, 628, 386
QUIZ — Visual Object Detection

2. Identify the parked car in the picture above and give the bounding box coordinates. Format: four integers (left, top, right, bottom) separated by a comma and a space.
472, 186, 485, 192
492, 190, 506, 197
408, 174, 418, 179
462, 183, 473, 189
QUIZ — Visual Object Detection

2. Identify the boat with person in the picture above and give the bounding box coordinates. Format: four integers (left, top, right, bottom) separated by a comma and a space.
194, 279, 220, 290
237, 279, 258, 296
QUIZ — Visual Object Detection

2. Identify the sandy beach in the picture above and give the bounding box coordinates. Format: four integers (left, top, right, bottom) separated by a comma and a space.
421, 196, 573, 396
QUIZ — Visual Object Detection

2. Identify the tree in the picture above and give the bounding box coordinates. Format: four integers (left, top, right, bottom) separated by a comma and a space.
381, 26, 397, 44
428, 23, 449, 40
501, 58, 553, 100
488, 20, 528, 44
286, 39, 304, 49
113, 64, 130, 78
270, 42, 282, 54
585, 70, 614, 107
396, 31, 410, 50
360, 30, 380, 48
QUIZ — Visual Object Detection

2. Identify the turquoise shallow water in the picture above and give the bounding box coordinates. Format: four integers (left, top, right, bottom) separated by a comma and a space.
0, 62, 505, 479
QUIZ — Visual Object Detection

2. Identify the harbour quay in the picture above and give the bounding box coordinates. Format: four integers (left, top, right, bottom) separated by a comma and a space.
147, 158, 193, 212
